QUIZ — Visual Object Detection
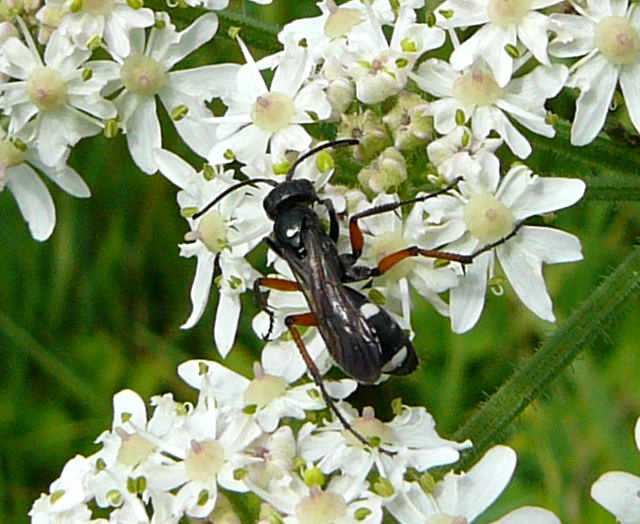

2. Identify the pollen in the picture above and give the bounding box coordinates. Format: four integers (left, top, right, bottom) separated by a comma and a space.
452, 69, 503, 107
295, 486, 348, 524
250, 92, 296, 133
185, 439, 226, 483
594, 16, 640, 66
121, 54, 167, 96
27, 67, 67, 111
463, 193, 514, 243
487, 0, 530, 27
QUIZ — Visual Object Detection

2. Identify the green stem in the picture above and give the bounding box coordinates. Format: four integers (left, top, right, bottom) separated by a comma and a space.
0, 310, 102, 409
217, 10, 281, 53
584, 175, 640, 201
452, 245, 640, 469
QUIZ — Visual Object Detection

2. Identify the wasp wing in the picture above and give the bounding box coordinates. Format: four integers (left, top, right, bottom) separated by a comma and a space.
283, 224, 416, 383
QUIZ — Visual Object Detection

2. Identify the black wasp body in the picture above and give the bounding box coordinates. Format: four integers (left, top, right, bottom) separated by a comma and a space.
261, 175, 417, 384
194, 139, 517, 445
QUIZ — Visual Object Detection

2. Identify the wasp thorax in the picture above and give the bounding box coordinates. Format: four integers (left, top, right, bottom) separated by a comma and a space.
185, 439, 226, 483
250, 92, 296, 133
27, 67, 67, 111
595, 16, 640, 65
324, 7, 362, 39
295, 486, 348, 524
463, 193, 514, 243
487, 0, 530, 27
121, 54, 167, 96
452, 69, 502, 107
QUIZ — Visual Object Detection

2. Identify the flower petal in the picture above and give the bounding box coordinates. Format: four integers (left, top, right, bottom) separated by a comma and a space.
591, 471, 640, 524
6, 164, 55, 241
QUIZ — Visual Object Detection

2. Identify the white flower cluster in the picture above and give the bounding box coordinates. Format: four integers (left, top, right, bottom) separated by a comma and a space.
30, 361, 560, 524
5, 0, 631, 521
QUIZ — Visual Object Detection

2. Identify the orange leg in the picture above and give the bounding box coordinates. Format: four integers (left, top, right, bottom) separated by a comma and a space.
253, 277, 302, 341
284, 312, 393, 454
373, 222, 524, 276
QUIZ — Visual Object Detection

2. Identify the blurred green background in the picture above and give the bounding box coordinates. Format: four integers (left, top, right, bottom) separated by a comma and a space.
1, 2, 640, 523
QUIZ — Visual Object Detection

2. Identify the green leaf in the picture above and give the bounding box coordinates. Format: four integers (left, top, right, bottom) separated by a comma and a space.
452, 245, 640, 469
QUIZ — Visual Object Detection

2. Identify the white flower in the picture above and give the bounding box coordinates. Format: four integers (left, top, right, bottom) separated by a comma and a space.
208, 39, 331, 166
154, 149, 269, 355
436, 0, 563, 86
178, 358, 357, 433
143, 380, 261, 519
353, 192, 460, 327
412, 59, 567, 158
0, 28, 116, 167
549, 0, 640, 145
36, 0, 155, 57
298, 404, 470, 487
0, 128, 90, 241
340, 2, 445, 104
426, 126, 503, 185
102, 13, 236, 173
591, 417, 640, 524
422, 164, 585, 333
29, 455, 93, 519
278, 0, 395, 62
386, 445, 560, 524
248, 473, 383, 524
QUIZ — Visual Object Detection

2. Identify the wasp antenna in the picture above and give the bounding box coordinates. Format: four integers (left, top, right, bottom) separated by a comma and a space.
287, 138, 359, 180
193, 178, 278, 220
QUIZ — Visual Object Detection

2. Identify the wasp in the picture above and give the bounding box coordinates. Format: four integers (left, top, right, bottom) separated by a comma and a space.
194, 139, 519, 446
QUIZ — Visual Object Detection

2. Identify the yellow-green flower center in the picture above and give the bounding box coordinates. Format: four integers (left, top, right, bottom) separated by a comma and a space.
295, 487, 348, 524
198, 209, 228, 253
0, 139, 27, 171
463, 193, 514, 243
27, 67, 67, 111
324, 8, 363, 39
185, 439, 226, 483
452, 69, 503, 107
344, 407, 394, 447
121, 53, 167, 96
594, 16, 640, 66
81, 0, 114, 15
250, 92, 296, 133
116, 432, 155, 468
426, 515, 469, 524
243, 374, 288, 408
487, 0, 530, 27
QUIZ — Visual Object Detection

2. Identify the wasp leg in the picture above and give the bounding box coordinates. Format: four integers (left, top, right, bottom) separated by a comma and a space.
318, 197, 339, 243
253, 277, 301, 341
346, 177, 463, 261
284, 312, 394, 455
372, 221, 525, 277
